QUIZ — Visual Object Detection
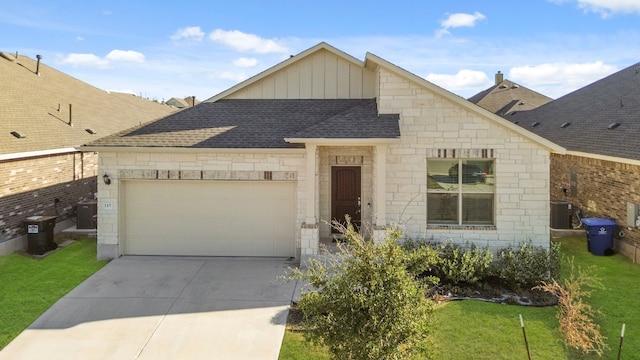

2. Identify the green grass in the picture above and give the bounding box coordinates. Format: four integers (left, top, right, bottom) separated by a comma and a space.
0, 238, 108, 349
280, 236, 640, 359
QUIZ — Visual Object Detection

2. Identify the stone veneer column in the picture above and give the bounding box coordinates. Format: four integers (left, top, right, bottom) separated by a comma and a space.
373, 144, 388, 244
302, 144, 319, 256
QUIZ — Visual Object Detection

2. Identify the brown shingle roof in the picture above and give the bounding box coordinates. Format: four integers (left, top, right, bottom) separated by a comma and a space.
468, 79, 553, 115
0, 52, 177, 155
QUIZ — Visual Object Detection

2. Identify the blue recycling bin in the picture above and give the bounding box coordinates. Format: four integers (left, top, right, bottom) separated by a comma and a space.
581, 217, 616, 256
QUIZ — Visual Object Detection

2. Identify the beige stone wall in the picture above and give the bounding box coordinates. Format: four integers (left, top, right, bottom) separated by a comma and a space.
97, 151, 306, 259
377, 69, 551, 250
550, 153, 640, 257
0, 151, 98, 246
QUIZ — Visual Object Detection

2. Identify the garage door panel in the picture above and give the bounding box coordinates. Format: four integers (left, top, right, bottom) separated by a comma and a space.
123, 180, 295, 257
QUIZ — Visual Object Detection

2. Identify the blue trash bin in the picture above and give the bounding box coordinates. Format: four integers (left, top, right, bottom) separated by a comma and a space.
581, 218, 616, 256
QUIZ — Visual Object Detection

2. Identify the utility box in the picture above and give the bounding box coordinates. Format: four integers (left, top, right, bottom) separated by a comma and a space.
550, 201, 572, 229
582, 217, 616, 256
24, 215, 58, 255
77, 200, 97, 229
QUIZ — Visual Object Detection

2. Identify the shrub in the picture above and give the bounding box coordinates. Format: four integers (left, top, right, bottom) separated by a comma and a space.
433, 241, 494, 285
290, 220, 436, 360
534, 258, 607, 356
494, 241, 560, 289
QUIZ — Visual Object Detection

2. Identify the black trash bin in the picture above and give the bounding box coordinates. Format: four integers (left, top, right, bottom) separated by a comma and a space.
581, 217, 616, 256
24, 215, 58, 255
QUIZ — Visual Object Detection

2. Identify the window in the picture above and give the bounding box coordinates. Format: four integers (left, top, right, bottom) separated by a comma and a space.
427, 159, 495, 225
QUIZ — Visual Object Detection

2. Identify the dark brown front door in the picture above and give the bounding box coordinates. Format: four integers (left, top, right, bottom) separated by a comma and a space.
331, 166, 361, 232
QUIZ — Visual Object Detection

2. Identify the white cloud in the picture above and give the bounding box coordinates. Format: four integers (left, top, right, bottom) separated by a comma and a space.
577, 0, 640, 16
436, 12, 486, 37
426, 69, 490, 91
208, 29, 289, 54
59, 53, 109, 68
58, 50, 145, 69
171, 26, 205, 42
509, 61, 617, 96
233, 57, 258, 67
106, 50, 145, 63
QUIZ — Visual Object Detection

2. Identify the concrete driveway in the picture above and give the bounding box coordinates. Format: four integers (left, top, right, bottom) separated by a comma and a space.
0, 256, 300, 360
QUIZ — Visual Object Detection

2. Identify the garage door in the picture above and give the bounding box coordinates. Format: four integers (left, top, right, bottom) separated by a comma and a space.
122, 180, 296, 257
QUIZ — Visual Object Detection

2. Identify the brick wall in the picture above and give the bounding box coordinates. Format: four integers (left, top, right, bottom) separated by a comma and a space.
551, 153, 640, 253
0, 151, 98, 244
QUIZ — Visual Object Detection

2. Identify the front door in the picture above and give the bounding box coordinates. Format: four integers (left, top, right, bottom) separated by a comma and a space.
331, 166, 361, 232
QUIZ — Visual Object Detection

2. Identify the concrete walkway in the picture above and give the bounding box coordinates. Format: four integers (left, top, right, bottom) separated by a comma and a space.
0, 256, 299, 360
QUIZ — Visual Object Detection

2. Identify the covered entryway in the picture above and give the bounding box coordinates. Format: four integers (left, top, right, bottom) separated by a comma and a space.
122, 180, 296, 257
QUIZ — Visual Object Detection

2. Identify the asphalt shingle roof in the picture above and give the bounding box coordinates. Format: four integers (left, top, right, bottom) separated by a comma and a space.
87, 99, 400, 149
0, 51, 176, 155
509, 62, 640, 160
468, 80, 553, 115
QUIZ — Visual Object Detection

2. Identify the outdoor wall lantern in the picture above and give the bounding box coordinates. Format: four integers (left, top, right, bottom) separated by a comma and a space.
103, 173, 111, 185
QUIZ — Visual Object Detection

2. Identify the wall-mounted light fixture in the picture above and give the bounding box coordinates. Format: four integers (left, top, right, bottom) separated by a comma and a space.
103, 173, 111, 185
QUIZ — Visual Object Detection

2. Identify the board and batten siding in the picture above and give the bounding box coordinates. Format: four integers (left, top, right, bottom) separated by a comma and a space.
225, 49, 376, 100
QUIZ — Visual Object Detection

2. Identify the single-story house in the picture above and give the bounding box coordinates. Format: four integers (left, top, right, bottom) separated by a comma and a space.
509, 62, 640, 261
83, 42, 565, 261
0, 51, 175, 255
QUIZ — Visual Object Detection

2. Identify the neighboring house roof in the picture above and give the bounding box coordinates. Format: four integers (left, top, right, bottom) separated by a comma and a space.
509, 62, 640, 161
86, 99, 400, 149
0, 51, 176, 157
468, 75, 553, 115
166, 97, 189, 108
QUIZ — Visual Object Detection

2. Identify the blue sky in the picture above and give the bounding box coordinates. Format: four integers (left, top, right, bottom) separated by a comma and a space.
2, 0, 639, 102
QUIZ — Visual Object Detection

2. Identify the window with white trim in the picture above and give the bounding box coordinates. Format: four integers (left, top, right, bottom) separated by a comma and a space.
427, 159, 495, 225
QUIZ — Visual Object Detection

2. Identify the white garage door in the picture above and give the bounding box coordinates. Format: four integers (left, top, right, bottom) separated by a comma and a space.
122, 180, 296, 257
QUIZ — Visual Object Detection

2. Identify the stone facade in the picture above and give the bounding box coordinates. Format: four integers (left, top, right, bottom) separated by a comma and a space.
550, 153, 640, 261
377, 69, 551, 250
0, 151, 98, 255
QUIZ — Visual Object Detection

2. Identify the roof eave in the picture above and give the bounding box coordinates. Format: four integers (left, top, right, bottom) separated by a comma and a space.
284, 137, 401, 145
79, 146, 306, 154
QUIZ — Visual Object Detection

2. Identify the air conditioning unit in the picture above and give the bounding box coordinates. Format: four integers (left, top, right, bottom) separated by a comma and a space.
550, 201, 572, 229
77, 200, 97, 229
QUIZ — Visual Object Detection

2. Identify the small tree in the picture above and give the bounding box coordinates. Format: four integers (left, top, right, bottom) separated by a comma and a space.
290, 219, 436, 360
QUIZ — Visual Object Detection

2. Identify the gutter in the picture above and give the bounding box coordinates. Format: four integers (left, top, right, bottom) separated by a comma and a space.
0, 147, 79, 161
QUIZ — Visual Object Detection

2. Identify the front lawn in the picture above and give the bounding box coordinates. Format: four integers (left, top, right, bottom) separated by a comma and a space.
280, 236, 640, 359
0, 238, 108, 349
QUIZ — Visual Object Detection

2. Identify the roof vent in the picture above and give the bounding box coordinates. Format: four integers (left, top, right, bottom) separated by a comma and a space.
519, 101, 525, 105
531, 122, 540, 127
85, 128, 96, 134
10, 131, 25, 139
499, 84, 508, 89
607, 122, 621, 130
560, 122, 571, 128
511, 84, 520, 89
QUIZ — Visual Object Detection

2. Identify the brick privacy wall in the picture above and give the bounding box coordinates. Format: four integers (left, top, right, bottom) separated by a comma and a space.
550, 153, 640, 246
0, 152, 98, 243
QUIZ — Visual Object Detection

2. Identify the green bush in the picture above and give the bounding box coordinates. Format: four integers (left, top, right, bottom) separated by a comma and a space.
290, 221, 436, 360
494, 241, 561, 289
435, 241, 494, 285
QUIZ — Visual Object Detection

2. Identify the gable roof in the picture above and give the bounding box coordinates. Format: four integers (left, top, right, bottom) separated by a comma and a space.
85, 99, 400, 149
362, 52, 565, 154
509, 62, 640, 161
0, 51, 176, 157
468, 79, 553, 115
